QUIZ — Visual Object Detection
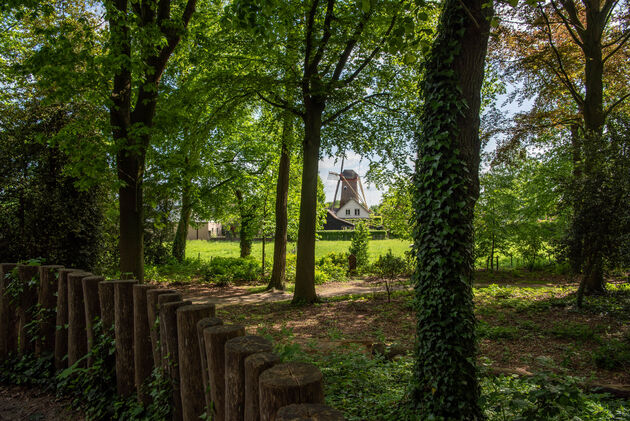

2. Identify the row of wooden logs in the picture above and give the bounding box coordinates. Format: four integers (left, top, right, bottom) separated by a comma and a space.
0, 263, 344, 421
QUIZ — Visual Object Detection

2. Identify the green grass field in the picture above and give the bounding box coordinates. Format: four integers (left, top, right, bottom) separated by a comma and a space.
185, 239, 412, 262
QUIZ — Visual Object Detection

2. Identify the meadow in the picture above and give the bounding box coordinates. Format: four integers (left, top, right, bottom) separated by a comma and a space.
185, 238, 412, 262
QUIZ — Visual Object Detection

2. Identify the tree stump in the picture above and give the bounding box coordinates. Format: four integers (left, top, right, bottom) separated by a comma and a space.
133, 284, 154, 404
36, 265, 63, 356
17, 264, 40, 355
244, 352, 280, 421
156, 292, 183, 368
97, 280, 116, 334
159, 299, 190, 421
67, 272, 92, 367
54, 268, 80, 370
146, 288, 176, 367
113, 279, 138, 397
0, 263, 17, 359
259, 363, 325, 421
176, 304, 216, 421
225, 336, 273, 421
196, 317, 223, 414
276, 404, 345, 421
82, 275, 103, 366
203, 324, 245, 421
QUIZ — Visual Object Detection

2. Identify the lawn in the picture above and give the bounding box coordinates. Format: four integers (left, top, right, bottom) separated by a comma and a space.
185, 239, 412, 262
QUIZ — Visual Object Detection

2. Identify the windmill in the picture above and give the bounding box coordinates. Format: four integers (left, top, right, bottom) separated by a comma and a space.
327, 158, 370, 213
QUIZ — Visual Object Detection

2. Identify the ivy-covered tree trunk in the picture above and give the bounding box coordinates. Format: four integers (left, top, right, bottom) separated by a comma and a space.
411, 0, 492, 418
172, 180, 193, 262
293, 100, 324, 304
235, 190, 254, 258
268, 113, 292, 290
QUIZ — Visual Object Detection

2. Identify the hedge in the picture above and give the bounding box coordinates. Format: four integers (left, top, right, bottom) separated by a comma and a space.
317, 230, 388, 241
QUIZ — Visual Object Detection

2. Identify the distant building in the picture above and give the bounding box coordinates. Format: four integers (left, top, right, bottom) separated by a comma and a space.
184, 221, 223, 240
325, 169, 371, 230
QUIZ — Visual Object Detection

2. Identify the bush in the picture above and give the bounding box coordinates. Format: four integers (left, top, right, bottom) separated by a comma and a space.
592, 339, 630, 370
373, 249, 412, 278
349, 222, 370, 269
202, 256, 261, 285
315, 252, 349, 284
317, 230, 388, 241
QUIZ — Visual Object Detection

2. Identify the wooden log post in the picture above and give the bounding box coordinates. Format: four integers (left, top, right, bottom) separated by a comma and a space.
0, 263, 17, 359
54, 268, 80, 370
67, 271, 92, 367
133, 284, 154, 404
203, 324, 245, 421
156, 293, 183, 368
98, 280, 116, 334
244, 352, 280, 421
225, 336, 273, 421
146, 288, 176, 368
113, 279, 138, 397
197, 317, 223, 414
176, 304, 216, 421
259, 363, 325, 421
17, 264, 40, 355
159, 298, 190, 421
82, 275, 103, 366
276, 404, 345, 421
36, 265, 63, 356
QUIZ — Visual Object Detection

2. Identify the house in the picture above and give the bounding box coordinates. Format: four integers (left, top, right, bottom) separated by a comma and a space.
184, 221, 223, 240
337, 197, 370, 219
324, 169, 371, 229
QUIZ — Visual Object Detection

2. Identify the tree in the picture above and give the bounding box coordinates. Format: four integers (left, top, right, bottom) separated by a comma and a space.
379, 176, 413, 240
106, 0, 197, 281
411, 0, 492, 417
493, 0, 630, 294
349, 221, 370, 269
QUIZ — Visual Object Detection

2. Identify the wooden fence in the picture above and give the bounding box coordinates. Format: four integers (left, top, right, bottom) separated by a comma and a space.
0, 263, 345, 421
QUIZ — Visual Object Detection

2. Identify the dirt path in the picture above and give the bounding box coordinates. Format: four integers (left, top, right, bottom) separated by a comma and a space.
179, 278, 573, 306
0, 384, 82, 421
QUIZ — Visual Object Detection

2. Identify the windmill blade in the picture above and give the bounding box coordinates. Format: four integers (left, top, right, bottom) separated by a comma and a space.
330, 157, 344, 210
327, 171, 340, 181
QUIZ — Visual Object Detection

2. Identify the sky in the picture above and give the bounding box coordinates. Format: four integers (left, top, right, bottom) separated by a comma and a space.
318, 86, 534, 207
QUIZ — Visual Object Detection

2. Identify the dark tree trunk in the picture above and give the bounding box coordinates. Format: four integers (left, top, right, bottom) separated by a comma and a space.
173, 179, 193, 262
411, 0, 492, 417
235, 190, 254, 258
268, 115, 292, 290
293, 101, 324, 304
118, 152, 145, 281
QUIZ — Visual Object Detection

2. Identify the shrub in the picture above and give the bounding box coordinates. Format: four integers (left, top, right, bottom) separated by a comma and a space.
315, 252, 349, 284
592, 339, 630, 370
349, 221, 369, 269
202, 256, 261, 285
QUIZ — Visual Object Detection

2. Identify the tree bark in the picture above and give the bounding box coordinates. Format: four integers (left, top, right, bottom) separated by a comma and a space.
203, 324, 245, 421
113, 279, 138, 397
82, 275, 103, 366
97, 279, 116, 334
176, 304, 216, 421
55, 268, 80, 370
411, 0, 492, 417
0, 263, 17, 359
224, 335, 273, 421
293, 102, 324, 304
244, 352, 280, 421
173, 177, 193, 262
17, 264, 40, 355
147, 288, 176, 367
196, 317, 224, 414
236, 190, 254, 258
133, 284, 154, 404
67, 272, 92, 367
160, 299, 191, 421
36, 265, 63, 356
258, 362, 325, 421
268, 115, 292, 291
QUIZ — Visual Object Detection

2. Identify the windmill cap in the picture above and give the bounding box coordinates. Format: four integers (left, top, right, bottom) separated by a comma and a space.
342, 169, 358, 179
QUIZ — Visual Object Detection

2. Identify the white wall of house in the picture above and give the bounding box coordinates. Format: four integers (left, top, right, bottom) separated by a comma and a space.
336, 198, 370, 219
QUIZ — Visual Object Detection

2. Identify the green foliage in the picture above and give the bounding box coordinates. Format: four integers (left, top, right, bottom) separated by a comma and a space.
379, 177, 413, 240
349, 221, 370, 269
476, 321, 519, 340
592, 338, 630, 370
202, 257, 262, 286
315, 252, 349, 284
373, 249, 413, 279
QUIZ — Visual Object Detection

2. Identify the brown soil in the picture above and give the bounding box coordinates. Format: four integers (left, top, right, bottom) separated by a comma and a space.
0, 384, 82, 421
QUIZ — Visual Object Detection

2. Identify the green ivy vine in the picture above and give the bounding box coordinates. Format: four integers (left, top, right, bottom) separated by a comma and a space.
411, 0, 483, 418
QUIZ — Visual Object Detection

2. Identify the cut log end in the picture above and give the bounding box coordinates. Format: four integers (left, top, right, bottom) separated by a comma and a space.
276, 404, 345, 421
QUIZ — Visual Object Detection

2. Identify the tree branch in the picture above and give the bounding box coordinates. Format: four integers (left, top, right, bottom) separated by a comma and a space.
256, 91, 304, 117
304, 0, 320, 73
604, 92, 630, 117
322, 93, 388, 125
603, 30, 630, 63
309, 0, 335, 73
330, 11, 371, 82
539, 6, 584, 106
550, 0, 584, 48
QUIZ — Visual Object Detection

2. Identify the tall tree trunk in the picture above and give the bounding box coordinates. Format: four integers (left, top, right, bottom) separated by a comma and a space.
118, 152, 145, 280
293, 101, 324, 304
235, 190, 253, 258
172, 179, 193, 262
411, 0, 491, 417
268, 112, 292, 290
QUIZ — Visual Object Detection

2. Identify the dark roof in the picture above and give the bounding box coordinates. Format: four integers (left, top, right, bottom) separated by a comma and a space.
323, 209, 355, 230
341, 169, 358, 179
